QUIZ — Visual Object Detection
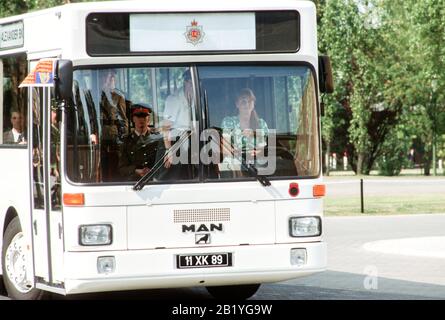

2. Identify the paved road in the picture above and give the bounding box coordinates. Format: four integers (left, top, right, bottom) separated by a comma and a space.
1, 214, 444, 300
278, 214, 445, 300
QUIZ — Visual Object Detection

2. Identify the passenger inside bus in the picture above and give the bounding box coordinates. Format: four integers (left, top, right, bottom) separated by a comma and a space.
220, 88, 269, 177
118, 103, 162, 181
99, 69, 129, 181
198, 65, 320, 179
3, 109, 26, 144
161, 69, 195, 180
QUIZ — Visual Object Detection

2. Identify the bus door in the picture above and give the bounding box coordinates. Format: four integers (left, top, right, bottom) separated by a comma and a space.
30, 82, 64, 287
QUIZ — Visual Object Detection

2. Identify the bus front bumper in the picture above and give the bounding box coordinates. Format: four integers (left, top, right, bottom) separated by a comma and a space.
63, 242, 327, 295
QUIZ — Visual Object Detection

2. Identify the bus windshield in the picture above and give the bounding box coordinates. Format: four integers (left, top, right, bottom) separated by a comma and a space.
67, 64, 319, 184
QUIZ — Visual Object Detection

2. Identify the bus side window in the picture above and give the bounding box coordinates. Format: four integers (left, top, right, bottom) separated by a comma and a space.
50, 94, 62, 209
32, 87, 45, 209
1, 55, 28, 146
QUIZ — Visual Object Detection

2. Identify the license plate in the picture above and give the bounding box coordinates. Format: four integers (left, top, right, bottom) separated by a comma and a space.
177, 253, 233, 269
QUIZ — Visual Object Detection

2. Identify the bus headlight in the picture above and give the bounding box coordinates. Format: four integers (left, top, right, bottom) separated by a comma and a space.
79, 225, 112, 246
289, 217, 321, 237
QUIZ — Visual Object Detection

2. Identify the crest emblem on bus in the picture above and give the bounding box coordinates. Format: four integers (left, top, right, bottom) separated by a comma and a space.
185, 19, 205, 45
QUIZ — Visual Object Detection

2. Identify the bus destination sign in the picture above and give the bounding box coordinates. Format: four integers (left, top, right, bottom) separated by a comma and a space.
130, 13, 256, 52
86, 11, 299, 56
0, 21, 24, 50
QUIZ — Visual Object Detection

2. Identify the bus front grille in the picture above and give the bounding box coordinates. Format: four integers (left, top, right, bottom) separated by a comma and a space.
173, 208, 231, 223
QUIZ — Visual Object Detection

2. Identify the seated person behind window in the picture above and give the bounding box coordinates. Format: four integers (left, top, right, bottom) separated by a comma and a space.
119, 104, 160, 181
100, 69, 129, 181
3, 110, 26, 144
162, 69, 193, 170
220, 88, 269, 172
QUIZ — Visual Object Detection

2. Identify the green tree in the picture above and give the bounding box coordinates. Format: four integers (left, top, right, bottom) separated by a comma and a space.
378, 0, 445, 175
318, 0, 357, 174
0, 0, 88, 17
319, 0, 401, 175
410, 0, 445, 175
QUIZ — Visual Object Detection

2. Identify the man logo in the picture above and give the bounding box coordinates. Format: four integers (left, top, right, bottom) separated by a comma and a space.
195, 233, 211, 245
182, 223, 223, 233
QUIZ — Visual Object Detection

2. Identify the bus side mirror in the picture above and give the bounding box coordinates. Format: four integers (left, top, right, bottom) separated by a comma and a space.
318, 55, 334, 94
55, 59, 73, 102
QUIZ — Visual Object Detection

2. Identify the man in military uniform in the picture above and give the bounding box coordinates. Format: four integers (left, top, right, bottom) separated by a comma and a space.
119, 103, 161, 181
100, 69, 129, 181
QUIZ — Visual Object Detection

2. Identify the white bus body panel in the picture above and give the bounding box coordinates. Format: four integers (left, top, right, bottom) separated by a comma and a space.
60, 179, 326, 294
127, 202, 276, 249
50, 211, 64, 283
63, 242, 326, 294
63, 180, 324, 252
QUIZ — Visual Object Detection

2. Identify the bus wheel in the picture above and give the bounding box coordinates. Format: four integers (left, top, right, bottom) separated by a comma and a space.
206, 284, 260, 300
2, 217, 44, 300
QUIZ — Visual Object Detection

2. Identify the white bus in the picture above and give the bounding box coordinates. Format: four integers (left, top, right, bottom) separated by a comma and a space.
0, 0, 333, 299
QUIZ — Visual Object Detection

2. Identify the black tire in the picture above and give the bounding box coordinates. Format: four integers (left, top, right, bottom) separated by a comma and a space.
2, 217, 45, 300
0, 275, 6, 296
206, 284, 261, 300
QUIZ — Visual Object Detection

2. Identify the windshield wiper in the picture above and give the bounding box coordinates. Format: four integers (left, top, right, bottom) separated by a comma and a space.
133, 127, 271, 190
243, 162, 271, 186
133, 130, 192, 191
218, 132, 271, 187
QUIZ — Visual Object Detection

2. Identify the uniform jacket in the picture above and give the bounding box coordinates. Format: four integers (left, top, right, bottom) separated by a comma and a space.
100, 90, 129, 145
118, 130, 162, 180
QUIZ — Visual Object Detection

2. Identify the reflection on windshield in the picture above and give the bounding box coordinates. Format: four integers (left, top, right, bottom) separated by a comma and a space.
67, 65, 319, 184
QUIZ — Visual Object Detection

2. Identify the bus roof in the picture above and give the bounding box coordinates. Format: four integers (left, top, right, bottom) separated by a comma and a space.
0, 0, 315, 22
0, 0, 317, 63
